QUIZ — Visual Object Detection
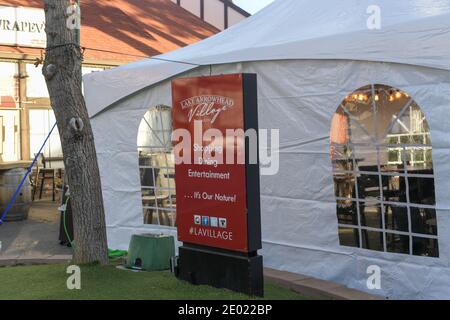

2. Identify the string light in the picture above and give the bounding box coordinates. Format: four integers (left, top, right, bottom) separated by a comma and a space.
344, 88, 407, 103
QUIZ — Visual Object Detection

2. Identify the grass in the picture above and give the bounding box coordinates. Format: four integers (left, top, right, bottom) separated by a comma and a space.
0, 264, 309, 300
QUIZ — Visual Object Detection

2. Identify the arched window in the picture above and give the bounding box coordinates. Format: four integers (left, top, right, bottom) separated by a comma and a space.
137, 105, 176, 226
331, 84, 438, 257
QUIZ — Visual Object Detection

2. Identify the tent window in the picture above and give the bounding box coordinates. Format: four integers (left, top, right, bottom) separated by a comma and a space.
137, 105, 176, 227
331, 84, 438, 257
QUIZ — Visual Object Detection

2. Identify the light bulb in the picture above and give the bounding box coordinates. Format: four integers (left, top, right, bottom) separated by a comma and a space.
395, 91, 402, 99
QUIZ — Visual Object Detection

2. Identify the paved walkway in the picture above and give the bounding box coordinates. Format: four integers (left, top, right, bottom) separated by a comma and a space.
264, 268, 384, 300
0, 200, 72, 266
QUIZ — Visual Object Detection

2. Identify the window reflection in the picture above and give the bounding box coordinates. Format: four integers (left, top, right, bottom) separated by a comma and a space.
138, 106, 176, 227
362, 230, 383, 252
376, 88, 411, 137
379, 146, 405, 173
338, 227, 360, 248
334, 174, 356, 198
386, 233, 409, 254
413, 237, 439, 257
408, 177, 435, 205
391, 103, 429, 133
384, 205, 408, 232
331, 84, 438, 257
330, 112, 349, 145
381, 175, 406, 203
342, 87, 375, 138
357, 174, 381, 200
355, 146, 378, 172
360, 201, 382, 229
336, 200, 358, 225
331, 143, 353, 172
405, 147, 433, 171
411, 207, 437, 236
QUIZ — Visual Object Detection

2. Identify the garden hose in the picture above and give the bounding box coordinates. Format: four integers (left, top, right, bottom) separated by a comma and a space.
61, 191, 128, 259
62, 194, 75, 250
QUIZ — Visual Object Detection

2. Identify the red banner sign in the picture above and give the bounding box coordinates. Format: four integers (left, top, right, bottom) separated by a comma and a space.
172, 74, 259, 253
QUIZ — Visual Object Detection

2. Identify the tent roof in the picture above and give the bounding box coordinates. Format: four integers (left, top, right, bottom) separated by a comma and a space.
85, 0, 450, 117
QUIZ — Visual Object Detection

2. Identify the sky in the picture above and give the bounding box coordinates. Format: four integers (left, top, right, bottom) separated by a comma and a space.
233, 0, 275, 14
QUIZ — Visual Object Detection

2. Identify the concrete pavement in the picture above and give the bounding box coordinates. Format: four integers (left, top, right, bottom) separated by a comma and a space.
264, 268, 385, 300
0, 200, 72, 266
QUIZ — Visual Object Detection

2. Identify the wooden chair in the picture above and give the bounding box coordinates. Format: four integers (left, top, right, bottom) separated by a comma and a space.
30, 154, 45, 201
35, 168, 56, 201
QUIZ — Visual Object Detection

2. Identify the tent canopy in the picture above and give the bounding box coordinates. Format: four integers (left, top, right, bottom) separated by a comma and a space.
84, 0, 450, 117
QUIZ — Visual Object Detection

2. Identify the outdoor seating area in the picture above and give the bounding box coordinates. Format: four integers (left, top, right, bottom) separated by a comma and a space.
29, 154, 64, 203
0, 155, 67, 264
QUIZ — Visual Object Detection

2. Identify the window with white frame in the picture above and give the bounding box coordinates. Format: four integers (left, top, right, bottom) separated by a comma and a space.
137, 105, 176, 226
29, 109, 63, 168
26, 63, 49, 98
0, 61, 20, 162
331, 84, 438, 257
0, 61, 18, 99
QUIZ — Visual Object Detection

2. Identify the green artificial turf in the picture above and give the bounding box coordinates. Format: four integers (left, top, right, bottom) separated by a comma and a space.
0, 264, 309, 300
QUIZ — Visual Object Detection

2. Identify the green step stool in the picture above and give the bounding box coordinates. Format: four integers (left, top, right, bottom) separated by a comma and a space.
126, 234, 175, 271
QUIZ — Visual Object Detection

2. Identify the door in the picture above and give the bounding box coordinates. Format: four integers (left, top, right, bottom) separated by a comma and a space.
0, 109, 20, 162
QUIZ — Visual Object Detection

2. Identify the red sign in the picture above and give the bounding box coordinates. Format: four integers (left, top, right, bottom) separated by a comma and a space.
172, 74, 260, 253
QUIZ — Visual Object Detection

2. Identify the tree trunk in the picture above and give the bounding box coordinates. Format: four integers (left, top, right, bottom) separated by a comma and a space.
43, 0, 108, 265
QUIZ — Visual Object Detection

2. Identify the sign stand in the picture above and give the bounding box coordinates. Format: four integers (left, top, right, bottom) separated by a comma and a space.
172, 74, 263, 297
178, 245, 263, 296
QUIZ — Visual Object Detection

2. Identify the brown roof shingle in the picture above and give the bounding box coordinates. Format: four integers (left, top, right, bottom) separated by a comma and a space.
0, 0, 219, 63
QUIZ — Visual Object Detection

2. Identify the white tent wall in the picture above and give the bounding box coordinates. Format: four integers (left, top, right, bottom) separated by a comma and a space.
90, 59, 450, 299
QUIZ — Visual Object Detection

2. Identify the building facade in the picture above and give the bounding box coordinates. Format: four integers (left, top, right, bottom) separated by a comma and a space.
171, 0, 250, 30
0, 0, 241, 167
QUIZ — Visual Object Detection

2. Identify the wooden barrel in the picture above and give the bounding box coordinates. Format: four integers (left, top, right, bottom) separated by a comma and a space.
0, 168, 32, 222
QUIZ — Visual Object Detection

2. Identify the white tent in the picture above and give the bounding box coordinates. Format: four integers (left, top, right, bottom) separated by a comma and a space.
84, 0, 450, 299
